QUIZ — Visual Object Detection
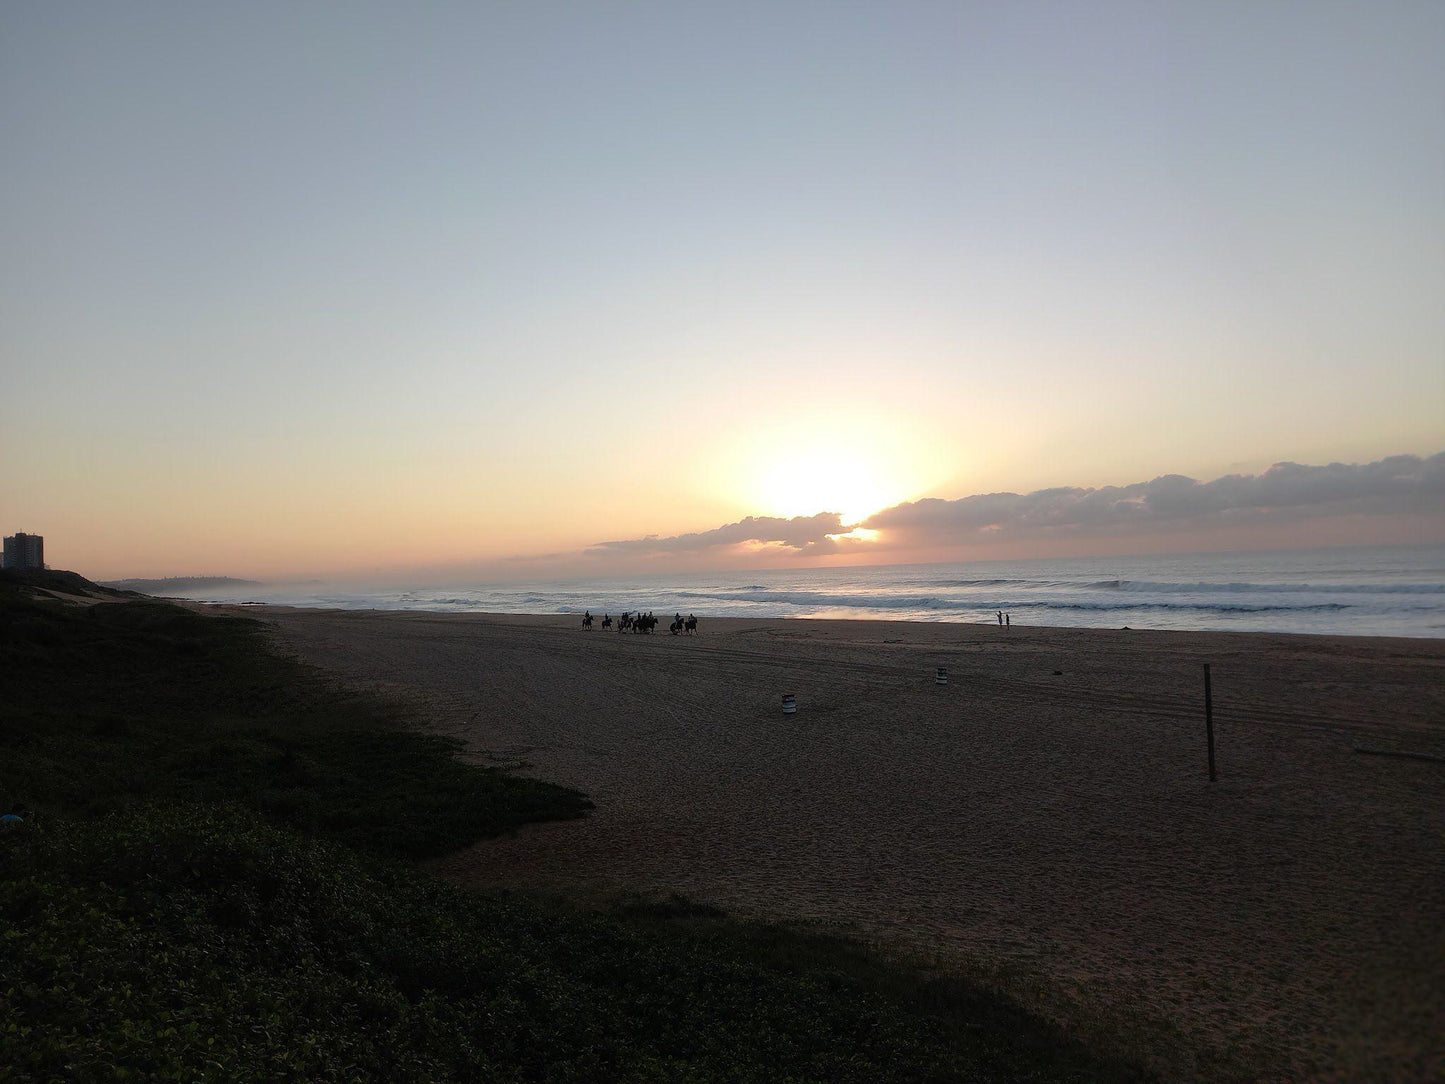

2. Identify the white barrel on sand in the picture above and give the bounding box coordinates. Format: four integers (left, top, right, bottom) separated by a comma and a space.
936, 666, 949, 685
781, 693, 796, 715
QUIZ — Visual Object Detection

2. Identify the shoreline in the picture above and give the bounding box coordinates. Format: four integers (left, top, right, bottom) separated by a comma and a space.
196, 601, 1445, 644
215, 603, 1445, 1079
164, 541, 1445, 640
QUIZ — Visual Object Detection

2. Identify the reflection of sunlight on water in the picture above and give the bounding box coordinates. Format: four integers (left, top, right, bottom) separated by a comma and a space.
174, 546, 1445, 637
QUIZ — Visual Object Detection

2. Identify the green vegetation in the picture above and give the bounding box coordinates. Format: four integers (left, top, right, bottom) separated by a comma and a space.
0, 581, 1152, 1082
0, 586, 589, 858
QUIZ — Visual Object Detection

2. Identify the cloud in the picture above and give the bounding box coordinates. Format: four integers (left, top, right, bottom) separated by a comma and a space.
863, 452, 1445, 541
587, 512, 852, 556
537, 452, 1443, 571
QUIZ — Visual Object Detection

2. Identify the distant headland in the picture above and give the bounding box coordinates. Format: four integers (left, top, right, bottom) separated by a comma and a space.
102, 575, 263, 593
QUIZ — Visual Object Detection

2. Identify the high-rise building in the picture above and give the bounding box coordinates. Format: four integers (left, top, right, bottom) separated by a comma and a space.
2, 532, 44, 571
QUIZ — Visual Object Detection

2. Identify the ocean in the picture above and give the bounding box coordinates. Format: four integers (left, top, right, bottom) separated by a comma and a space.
172, 544, 1445, 639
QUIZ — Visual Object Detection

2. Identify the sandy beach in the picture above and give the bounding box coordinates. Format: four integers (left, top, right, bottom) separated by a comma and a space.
226, 607, 1445, 1080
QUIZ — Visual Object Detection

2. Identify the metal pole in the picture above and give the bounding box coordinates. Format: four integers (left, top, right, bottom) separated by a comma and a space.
1204, 663, 1216, 782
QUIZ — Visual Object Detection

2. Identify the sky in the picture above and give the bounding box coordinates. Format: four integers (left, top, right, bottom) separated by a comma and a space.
2, 2, 1442, 581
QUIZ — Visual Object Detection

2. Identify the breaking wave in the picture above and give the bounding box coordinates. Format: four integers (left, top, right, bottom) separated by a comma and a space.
176, 544, 1445, 636
673, 588, 1358, 615
1084, 579, 1445, 595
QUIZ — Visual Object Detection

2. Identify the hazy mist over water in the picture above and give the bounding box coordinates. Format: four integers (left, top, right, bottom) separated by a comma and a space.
174, 545, 1445, 638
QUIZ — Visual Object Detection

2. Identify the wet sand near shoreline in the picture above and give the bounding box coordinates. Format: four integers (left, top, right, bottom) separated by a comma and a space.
224, 606, 1445, 1080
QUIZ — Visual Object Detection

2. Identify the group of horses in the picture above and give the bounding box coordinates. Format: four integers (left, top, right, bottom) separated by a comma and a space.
581, 610, 698, 635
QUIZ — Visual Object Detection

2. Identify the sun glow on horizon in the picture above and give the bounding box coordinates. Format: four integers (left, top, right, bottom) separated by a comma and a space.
725, 415, 945, 527
829, 526, 882, 544
757, 451, 892, 525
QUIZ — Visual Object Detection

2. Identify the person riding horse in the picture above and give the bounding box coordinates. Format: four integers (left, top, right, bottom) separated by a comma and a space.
602, 610, 682, 634
582, 610, 593, 630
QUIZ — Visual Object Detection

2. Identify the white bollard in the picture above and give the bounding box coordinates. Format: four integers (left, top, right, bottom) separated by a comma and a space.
936, 667, 949, 685
781, 693, 796, 715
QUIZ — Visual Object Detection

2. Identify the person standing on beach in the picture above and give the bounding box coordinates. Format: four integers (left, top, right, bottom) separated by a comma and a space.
997, 610, 1003, 626
1005, 612, 1011, 627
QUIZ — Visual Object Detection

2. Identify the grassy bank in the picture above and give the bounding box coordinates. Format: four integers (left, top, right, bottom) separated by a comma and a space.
0, 580, 1151, 1082
0, 583, 589, 858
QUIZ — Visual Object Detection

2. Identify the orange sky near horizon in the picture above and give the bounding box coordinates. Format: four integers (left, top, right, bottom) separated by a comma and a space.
15, 444, 1445, 583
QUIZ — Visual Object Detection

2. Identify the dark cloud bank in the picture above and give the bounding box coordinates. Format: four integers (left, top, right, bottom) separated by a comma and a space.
865, 452, 1445, 541
586, 453, 1445, 557
588, 512, 853, 557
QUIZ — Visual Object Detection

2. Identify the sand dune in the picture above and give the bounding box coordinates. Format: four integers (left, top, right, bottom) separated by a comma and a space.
230, 607, 1445, 1080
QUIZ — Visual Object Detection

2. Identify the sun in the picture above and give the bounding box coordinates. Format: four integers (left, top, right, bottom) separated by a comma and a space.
720, 411, 943, 530
756, 447, 895, 526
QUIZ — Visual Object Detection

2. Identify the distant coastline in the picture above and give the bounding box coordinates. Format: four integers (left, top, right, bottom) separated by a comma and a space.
103, 575, 263, 593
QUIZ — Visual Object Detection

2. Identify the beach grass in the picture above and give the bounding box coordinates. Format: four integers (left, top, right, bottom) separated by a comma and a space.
0, 581, 1152, 1082
0, 585, 590, 858
1, 805, 1155, 1082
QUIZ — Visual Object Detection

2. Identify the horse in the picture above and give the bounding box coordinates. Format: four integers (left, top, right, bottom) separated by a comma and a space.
684, 614, 697, 635
669, 617, 683, 635
635, 612, 657, 634
618, 612, 634, 633
601, 614, 612, 630
581, 611, 593, 630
